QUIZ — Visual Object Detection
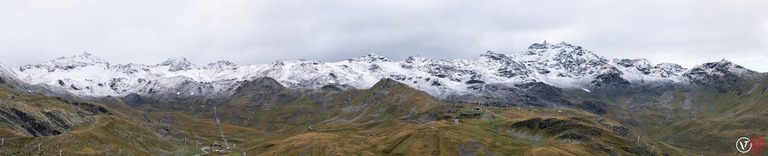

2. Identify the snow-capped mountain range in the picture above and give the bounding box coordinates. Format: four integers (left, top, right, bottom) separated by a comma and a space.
2, 41, 760, 99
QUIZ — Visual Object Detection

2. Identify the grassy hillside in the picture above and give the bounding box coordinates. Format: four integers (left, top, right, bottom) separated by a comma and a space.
3, 76, 766, 155
0, 88, 201, 155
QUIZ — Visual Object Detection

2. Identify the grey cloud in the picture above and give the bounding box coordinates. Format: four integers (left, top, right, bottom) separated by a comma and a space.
0, 0, 766, 72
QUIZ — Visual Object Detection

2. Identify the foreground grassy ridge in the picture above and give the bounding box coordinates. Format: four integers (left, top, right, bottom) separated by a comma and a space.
4, 76, 766, 155
143, 78, 668, 155
0, 115, 197, 155
584, 78, 768, 155
0, 88, 200, 155
234, 105, 660, 155
661, 87, 768, 154
101, 78, 659, 155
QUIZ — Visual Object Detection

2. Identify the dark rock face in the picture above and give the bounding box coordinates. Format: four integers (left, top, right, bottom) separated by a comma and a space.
0, 108, 61, 136
0, 98, 111, 137
465, 80, 485, 85
229, 77, 301, 108
68, 102, 111, 115
121, 93, 151, 107
371, 78, 401, 93
510, 118, 603, 142
515, 82, 563, 97
571, 100, 608, 115
320, 84, 344, 92
511, 118, 543, 129
610, 126, 630, 137
591, 72, 630, 88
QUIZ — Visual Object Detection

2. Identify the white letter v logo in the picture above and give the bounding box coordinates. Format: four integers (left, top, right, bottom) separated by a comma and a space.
741, 140, 749, 149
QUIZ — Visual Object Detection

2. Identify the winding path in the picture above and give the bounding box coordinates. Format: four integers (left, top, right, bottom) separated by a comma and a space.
195, 146, 209, 156
87, 117, 99, 131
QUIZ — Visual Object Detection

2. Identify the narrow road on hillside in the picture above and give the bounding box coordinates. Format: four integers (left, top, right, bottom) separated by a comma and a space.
195, 146, 209, 156
87, 117, 100, 131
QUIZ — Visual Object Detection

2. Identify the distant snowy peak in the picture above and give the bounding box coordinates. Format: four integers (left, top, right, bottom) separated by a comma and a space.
204, 61, 238, 71
685, 59, 758, 80
158, 57, 196, 71
523, 41, 600, 59
683, 59, 763, 91
614, 58, 652, 69
404, 55, 433, 64
347, 53, 391, 62
612, 58, 687, 78
19, 52, 108, 72
515, 41, 612, 78
479, 51, 514, 62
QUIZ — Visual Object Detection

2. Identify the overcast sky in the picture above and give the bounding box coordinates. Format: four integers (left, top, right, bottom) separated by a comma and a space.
1, 0, 766, 72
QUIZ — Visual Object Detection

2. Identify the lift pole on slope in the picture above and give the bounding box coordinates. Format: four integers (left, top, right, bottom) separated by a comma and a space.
214, 107, 228, 147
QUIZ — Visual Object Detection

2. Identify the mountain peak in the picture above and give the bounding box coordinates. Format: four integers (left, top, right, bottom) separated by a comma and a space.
60, 52, 107, 64
685, 59, 757, 83
697, 59, 742, 70
715, 59, 732, 65
684, 59, 760, 93
348, 53, 391, 62
480, 51, 513, 62
404, 55, 431, 64
372, 78, 400, 87
158, 57, 196, 71
515, 41, 610, 78
688, 59, 755, 75
527, 41, 575, 50
614, 58, 651, 68
369, 78, 420, 95
522, 41, 593, 58
204, 60, 237, 70
19, 52, 109, 72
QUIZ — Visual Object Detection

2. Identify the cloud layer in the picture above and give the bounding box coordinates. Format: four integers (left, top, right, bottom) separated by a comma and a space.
1, 0, 766, 71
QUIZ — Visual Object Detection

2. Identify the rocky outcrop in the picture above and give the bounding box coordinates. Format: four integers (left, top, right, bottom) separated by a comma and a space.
0, 92, 112, 137
684, 59, 763, 93
228, 77, 301, 108
158, 57, 196, 72
591, 72, 630, 88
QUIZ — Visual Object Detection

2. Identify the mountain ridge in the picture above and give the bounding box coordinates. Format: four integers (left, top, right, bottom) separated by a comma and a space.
4, 41, 762, 102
